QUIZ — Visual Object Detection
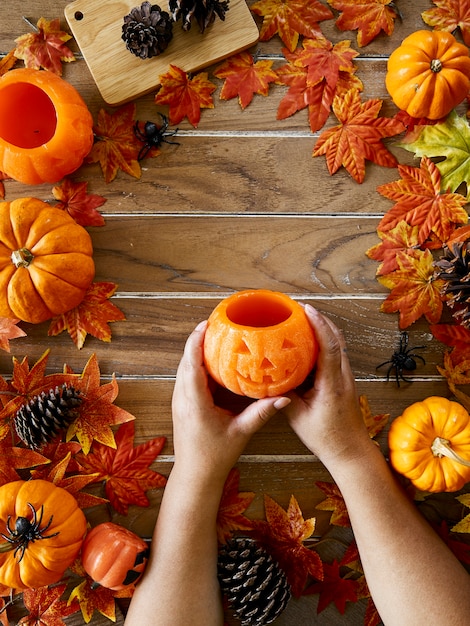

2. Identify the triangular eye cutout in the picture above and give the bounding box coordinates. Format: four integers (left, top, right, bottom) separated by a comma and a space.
282, 338, 295, 349
260, 357, 274, 369
236, 339, 251, 353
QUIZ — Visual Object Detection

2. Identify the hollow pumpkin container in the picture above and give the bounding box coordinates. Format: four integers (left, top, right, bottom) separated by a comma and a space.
388, 396, 470, 493
0, 68, 94, 184
385, 30, 470, 120
0, 479, 87, 589
203, 289, 318, 399
0, 196, 95, 324
81, 522, 150, 590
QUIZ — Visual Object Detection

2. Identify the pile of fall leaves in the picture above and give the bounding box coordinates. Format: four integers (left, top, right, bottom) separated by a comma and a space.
1, 0, 470, 624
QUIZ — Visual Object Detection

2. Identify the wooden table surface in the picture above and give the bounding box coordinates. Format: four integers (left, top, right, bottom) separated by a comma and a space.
0, 0, 466, 624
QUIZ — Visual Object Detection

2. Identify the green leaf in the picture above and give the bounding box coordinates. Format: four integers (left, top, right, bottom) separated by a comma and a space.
398, 110, 470, 200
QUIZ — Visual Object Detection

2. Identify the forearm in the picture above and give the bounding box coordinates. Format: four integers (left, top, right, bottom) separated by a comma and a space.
326, 443, 470, 626
125, 466, 225, 626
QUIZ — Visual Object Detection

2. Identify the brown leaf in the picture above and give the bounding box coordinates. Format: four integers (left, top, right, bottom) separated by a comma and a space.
0, 318, 26, 352
217, 468, 255, 543
0, 49, 18, 75
315, 481, 350, 527
14, 17, 75, 75
52, 179, 106, 227
359, 395, 389, 438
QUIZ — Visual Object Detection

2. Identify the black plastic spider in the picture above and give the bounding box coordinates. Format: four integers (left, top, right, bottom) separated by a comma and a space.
0, 502, 58, 562
376, 331, 426, 387
133, 114, 179, 161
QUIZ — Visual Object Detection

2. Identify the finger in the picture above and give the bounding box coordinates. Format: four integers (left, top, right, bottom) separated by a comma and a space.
304, 305, 343, 384
236, 396, 291, 436
174, 320, 209, 398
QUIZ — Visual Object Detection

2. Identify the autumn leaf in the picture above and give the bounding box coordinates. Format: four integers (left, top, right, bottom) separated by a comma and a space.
48, 282, 126, 349
251, 0, 333, 52
0, 318, 26, 352
313, 88, 405, 183
398, 111, 470, 200
52, 179, 106, 227
75, 421, 166, 515
437, 520, 470, 563
0, 49, 18, 75
377, 157, 468, 244
436, 350, 470, 394
315, 481, 350, 527
304, 560, 358, 614
378, 248, 445, 328
249, 494, 323, 596
217, 468, 255, 544
155, 65, 217, 127
431, 323, 470, 365
69, 577, 117, 624
366, 221, 421, 275
0, 440, 49, 486
19, 583, 79, 625
14, 17, 75, 75
213, 52, 278, 109
452, 494, 470, 532
66, 354, 136, 454
327, 0, 401, 47
359, 394, 389, 438
422, 0, 470, 47
86, 103, 142, 183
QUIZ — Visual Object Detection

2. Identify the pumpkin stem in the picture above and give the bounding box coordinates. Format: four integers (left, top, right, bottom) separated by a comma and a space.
431, 437, 470, 467
11, 248, 34, 268
430, 58, 442, 73
0, 541, 14, 554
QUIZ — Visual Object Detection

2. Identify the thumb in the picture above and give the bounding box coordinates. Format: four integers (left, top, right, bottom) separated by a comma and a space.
237, 396, 291, 435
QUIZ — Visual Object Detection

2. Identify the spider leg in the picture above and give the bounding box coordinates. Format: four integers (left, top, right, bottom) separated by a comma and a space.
376, 359, 392, 370
408, 353, 426, 365
137, 143, 151, 161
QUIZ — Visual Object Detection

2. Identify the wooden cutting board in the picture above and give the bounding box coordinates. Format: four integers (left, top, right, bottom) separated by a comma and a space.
64, 0, 260, 106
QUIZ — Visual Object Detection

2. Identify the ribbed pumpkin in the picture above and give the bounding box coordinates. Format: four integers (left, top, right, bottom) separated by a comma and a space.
0, 68, 93, 184
203, 290, 318, 399
0, 197, 95, 323
388, 396, 470, 493
385, 30, 470, 120
0, 480, 86, 589
81, 522, 149, 590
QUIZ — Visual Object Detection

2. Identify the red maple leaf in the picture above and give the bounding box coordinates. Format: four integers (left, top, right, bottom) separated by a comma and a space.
52, 179, 106, 227
0, 440, 49, 486
48, 281, 126, 349
251, 0, 333, 52
19, 583, 79, 625
14, 17, 75, 75
86, 103, 142, 183
327, 0, 401, 47
75, 421, 167, 515
0, 318, 26, 352
315, 481, 350, 527
304, 560, 358, 614
431, 323, 470, 365
422, 0, 470, 47
250, 494, 323, 596
217, 468, 255, 544
378, 248, 445, 328
213, 52, 278, 109
377, 157, 468, 244
313, 88, 405, 183
367, 221, 421, 276
66, 354, 136, 454
155, 65, 217, 127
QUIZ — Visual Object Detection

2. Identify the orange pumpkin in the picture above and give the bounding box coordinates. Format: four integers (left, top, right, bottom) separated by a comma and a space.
385, 30, 470, 120
203, 289, 318, 399
81, 522, 149, 590
0, 479, 86, 589
0, 68, 93, 184
0, 197, 95, 324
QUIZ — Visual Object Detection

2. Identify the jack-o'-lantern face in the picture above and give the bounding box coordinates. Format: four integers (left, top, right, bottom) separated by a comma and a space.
203, 290, 318, 398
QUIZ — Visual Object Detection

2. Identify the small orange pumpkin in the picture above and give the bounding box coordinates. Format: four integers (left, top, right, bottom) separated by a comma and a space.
0, 479, 86, 589
385, 30, 470, 120
0, 68, 94, 184
0, 197, 95, 324
81, 522, 149, 590
388, 396, 470, 493
203, 289, 318, 399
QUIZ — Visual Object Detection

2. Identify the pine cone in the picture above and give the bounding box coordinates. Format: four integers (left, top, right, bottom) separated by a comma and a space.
217, 537, 291, 625
169, 0, 230, 33
14, 384, 82, 450
435, 241, 470, 327
122, 2, 173, 59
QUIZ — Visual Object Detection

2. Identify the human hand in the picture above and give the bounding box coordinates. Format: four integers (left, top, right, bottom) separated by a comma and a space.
282, 305, 372, 471
171, 320, 291, 488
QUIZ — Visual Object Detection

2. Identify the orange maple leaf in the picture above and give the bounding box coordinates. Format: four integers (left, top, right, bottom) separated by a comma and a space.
217, 468, 255, 544
155, 65, 216, 127
377, 157, 468, 244
251, 0, 333, 52
378, 248, 445, 328
75, 421, 167, 515
86, 103, 142, 183
0, 318, 26, 352
0, 49, 18, 76
315, 481, 350, 527
313, 88, 405, 183
14, 17, 75, 75
367, 221, 421, 276
327, 0, 401, 47
52, 179, 106, 227
69, 576, 117, 624
422, 0, 470, 47
431, 323, 470, 365
304, 560, 358, 614
48, 282, 126, 349
66, 354, 136, 454
436, 349, 470, 391
359, 395, 389, 438
213, 52, 278, 109
19, 583, 80, 625
0, 440, 49, 486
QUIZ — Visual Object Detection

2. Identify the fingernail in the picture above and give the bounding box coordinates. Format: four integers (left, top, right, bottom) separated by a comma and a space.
195, 320, 207, 331
273, 397, 291, 410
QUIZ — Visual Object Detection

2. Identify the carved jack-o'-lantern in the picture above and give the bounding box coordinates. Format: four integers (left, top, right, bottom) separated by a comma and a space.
203, 290, 318, 399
